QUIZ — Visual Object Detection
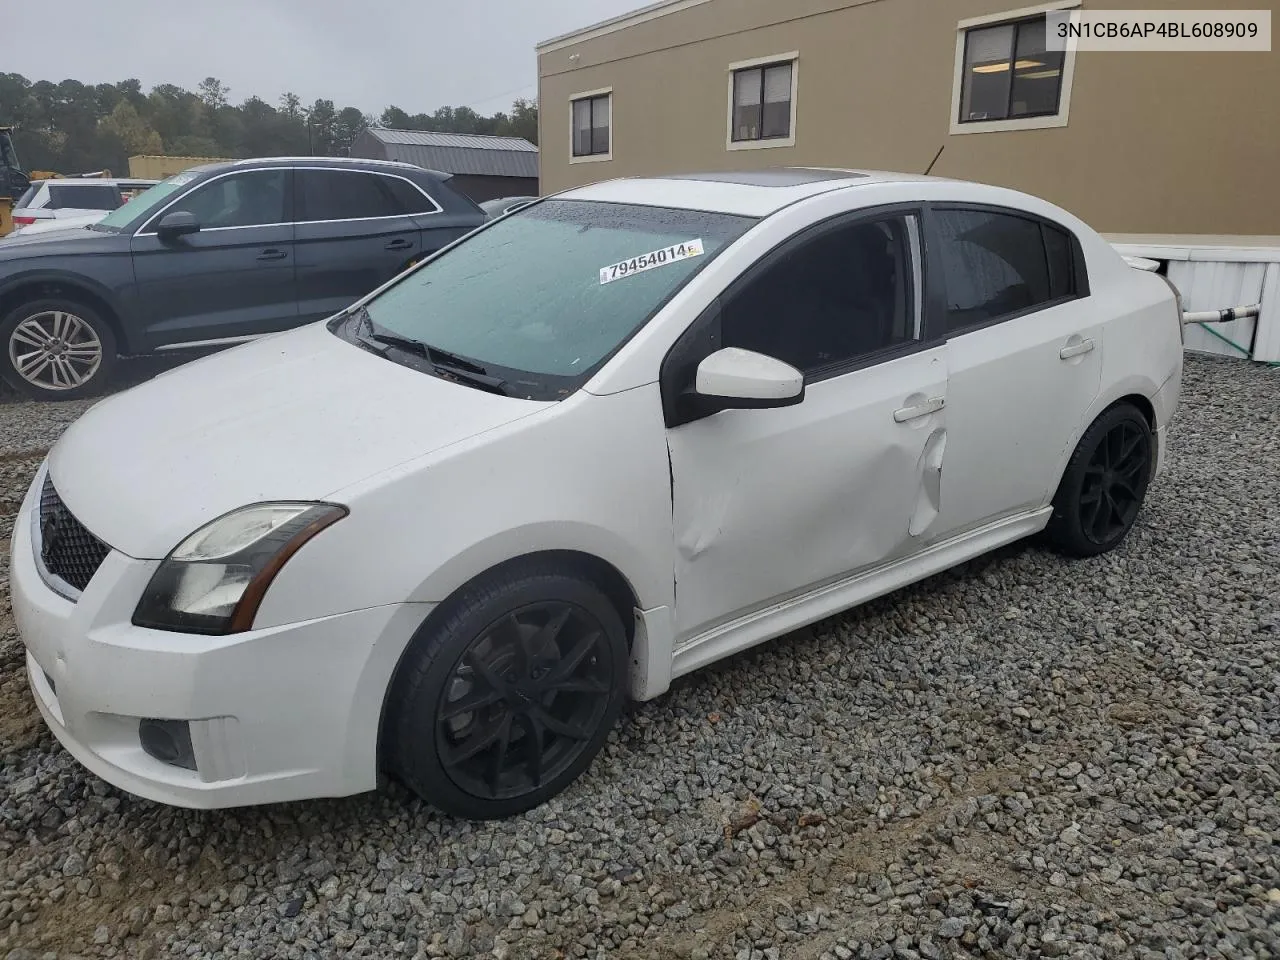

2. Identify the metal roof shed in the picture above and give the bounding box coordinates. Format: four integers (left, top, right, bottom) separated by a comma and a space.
351, 129, 538, 203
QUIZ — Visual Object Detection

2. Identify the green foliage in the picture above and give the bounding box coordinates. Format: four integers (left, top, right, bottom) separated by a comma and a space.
0, 73, 539, 175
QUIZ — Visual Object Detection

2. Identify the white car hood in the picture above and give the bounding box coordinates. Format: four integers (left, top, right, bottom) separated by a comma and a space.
48, 322, 550, 558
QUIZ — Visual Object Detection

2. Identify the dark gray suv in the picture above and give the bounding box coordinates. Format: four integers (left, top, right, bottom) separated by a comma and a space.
0, 157, 487, 399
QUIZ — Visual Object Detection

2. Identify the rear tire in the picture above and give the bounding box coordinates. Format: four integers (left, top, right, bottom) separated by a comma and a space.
385, 561, 629, 819
1044, 403, 1154, 557
1, 298, 117, 400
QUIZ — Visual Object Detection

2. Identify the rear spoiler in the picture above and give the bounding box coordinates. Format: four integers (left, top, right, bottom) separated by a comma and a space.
1121, 255, 1160, 272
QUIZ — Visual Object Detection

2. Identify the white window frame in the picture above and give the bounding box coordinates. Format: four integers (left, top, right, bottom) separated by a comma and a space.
726, 52, 799, 152
569, 87, 613, 164
949, 0, 1081, 136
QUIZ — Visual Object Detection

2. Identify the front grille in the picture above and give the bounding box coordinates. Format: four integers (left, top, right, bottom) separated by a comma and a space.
39, 476, 111, 593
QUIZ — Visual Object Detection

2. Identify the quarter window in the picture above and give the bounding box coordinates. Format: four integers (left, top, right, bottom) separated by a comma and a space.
161, 169, 287, 229
730, 60, 795, 142
720, 215, 919, 376
571, 93, 611, 158
934, 208, 1078, 333
380, 175, 438, 215
959, 15, 1065, 123
297, 169, 408, 222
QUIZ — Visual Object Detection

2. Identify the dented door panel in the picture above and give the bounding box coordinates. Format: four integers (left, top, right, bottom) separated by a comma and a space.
667, 345, 949, 642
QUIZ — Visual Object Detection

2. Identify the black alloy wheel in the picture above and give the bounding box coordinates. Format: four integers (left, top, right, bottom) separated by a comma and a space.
436, 601, 615, 801
1078, 418, 1150, 545
1045, 402, 1154, 557
385, 562, 629, 819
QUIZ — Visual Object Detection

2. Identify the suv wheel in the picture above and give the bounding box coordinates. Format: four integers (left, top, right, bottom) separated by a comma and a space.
1, 298, 117, 400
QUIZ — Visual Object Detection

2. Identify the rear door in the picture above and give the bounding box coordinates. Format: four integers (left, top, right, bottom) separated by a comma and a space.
129, 168, 298, 347
924, 205, 1101, 539
292, 168, 438, 323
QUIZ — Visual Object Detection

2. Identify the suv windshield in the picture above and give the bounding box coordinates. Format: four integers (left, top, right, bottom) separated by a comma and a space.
356, 199, 756, 399
94, 171, 198, 230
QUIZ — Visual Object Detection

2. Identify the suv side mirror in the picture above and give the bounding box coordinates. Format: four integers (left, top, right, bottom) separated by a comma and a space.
156, 210, 200, 240
694, 347, 805, 410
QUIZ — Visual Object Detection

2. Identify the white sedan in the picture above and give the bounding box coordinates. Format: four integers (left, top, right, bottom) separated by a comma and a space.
11, 168, 1183, 819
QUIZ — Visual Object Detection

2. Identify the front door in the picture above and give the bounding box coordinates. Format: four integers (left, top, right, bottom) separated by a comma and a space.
129, 167, 297, 348
665, 210, 950, 640
924, 206, 1103, 539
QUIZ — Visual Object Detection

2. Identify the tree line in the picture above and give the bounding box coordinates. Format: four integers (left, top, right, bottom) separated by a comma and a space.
0, 73, 538, 177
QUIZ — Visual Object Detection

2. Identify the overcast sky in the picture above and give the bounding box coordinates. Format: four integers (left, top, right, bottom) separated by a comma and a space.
7, 0, 639, 116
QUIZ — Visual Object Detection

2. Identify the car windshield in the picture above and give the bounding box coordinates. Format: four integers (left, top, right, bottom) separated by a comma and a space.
93, 171, 197, 230
359, 199, 756, 398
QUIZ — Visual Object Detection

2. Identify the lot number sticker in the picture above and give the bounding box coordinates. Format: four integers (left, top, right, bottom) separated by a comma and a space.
599, 239, 705, 285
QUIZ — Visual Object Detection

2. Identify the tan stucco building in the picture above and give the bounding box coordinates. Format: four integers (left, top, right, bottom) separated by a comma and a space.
536, 0, 1280, 238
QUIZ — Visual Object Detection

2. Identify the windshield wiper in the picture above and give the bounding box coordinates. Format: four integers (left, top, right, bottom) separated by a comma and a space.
351, 306, 509, 395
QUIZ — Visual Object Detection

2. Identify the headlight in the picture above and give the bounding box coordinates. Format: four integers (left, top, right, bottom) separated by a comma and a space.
132, 502, 347, 635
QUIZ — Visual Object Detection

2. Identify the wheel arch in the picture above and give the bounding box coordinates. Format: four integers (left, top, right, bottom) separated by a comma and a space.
374, 547, 647, 772
1048, 379, 1161, 505
0, 273, 130, 353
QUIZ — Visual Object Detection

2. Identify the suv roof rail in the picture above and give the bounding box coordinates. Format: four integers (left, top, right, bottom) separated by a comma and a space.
232, 156, 420, 170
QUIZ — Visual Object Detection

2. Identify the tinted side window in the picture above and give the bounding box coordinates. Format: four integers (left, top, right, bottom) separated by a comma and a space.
934, 209, 1052, 332
720, 216, 918, 375
165, 170, 287, 229
298, 170, 402, 222
380, 175, 438, 215
49, 184, 121, 211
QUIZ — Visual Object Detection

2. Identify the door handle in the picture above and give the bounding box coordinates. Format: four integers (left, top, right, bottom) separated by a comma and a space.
385, 238, 414, 251
1060, 338, 1095, 360
257, 248, 288, 261
894, 396, 945, 423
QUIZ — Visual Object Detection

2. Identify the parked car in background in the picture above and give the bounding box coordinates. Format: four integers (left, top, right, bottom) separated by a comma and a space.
9, 177, 158, 234
0, 157, 486, 398
5, 212, 115, 239
479, 195, 537, 219
10, 168, 1183, 818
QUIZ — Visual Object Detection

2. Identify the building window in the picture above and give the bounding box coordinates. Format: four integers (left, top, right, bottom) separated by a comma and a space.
960, 16, 1064, 123
726, 53, 799, 150
571, 89, 611, 161
950, 1, 1079, 135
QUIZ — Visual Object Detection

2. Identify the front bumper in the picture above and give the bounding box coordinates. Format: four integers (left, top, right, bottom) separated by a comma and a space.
11, 467, 432, 809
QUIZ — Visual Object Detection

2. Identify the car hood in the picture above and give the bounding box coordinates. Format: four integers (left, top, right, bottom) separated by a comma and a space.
47, 322, 552, 558
0, 225, 125, 254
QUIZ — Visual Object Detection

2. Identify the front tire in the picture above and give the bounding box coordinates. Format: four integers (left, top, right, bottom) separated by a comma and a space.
1, 298, 117, 400
385, 561, 629, 819
1044, 402, 1154, 557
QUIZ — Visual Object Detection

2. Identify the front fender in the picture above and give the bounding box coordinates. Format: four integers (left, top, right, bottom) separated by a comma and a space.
0, 266, 137, 351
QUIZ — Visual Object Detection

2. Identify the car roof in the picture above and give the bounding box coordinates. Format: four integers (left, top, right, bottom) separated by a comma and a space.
187, 156, 454, 181
555, 168, 953, 218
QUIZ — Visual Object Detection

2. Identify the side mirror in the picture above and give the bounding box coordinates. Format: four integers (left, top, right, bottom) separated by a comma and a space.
694, 347, 804, 410
156, 210, 200, 240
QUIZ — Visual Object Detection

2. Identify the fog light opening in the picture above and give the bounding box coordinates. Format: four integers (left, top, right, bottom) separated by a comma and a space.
138, 719, 197, 771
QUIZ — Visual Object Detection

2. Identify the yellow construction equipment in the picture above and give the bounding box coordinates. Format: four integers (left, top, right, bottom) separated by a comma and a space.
0, 127, 116, 236
0, 125, 28, 238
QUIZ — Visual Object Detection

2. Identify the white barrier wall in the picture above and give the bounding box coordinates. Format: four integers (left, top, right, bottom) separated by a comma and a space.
1108, 237, 1280, 364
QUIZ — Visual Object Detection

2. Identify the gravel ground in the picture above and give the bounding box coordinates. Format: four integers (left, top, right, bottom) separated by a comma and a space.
1, 353, 1277, 960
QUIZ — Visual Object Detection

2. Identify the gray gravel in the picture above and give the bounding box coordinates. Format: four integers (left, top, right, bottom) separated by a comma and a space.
1, 352, 1278, 960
